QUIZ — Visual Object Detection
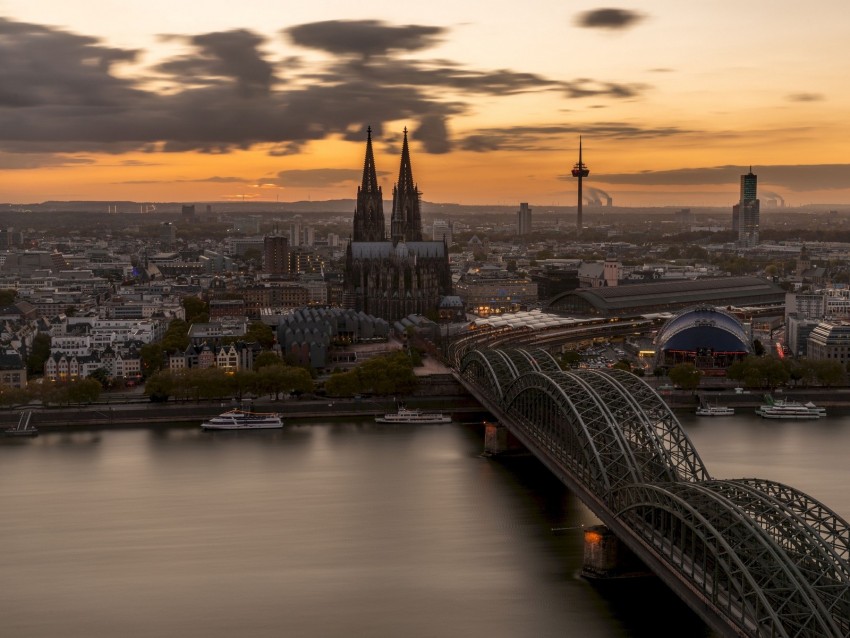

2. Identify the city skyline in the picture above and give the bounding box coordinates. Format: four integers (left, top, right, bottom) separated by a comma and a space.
2, 1, 850, 206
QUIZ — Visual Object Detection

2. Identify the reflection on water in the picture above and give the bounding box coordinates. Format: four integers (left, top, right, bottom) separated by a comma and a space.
3, 413, 847, 638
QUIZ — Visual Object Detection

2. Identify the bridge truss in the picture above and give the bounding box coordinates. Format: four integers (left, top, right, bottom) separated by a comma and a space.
459, 347, 850, 637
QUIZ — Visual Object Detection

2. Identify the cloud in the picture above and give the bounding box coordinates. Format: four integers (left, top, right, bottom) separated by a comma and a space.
594, 164, 850, 192
575, 8, 646, 30
155, 30, 275, 96
270, 168, 391, 188
284, 20, 445, 58
0, 17, 650, 163
460, 123, 693, 152
116, 175, 249, 184
786, 92, 824, 102
0, 153, 95, 169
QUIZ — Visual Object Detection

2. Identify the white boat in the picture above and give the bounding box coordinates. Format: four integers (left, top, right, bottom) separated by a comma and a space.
375, 407, 452, 424
755, 398, 825, 420
201, 409, 283, 430
696, 404, 735, 416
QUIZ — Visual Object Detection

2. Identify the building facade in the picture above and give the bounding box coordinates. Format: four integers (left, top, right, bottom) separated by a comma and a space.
734, 168, 760, 247
517, 203, 532, 236
344, 128, 452, 322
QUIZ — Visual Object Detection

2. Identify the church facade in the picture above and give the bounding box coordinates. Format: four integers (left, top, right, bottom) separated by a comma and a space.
344, 128, 452, 322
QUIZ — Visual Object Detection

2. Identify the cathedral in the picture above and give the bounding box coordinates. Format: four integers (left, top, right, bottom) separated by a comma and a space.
344, 128, 452, 322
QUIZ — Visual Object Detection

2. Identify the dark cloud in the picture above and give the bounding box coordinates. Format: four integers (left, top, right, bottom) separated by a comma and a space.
460, 123, 692, 152
156, 29, 275, 96
414, 115, 451, 154
285, 20, 444, 58
0, 16, 651, 163
271, 168, 390, 188
116, 175, 249, 184
786, 92, 824, 102
595, 164, 850, 192
575, 8, 646, 30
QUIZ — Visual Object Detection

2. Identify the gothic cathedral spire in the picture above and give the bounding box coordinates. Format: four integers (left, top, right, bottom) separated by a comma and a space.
352, 126, 385, 242
390, 128, 423, 244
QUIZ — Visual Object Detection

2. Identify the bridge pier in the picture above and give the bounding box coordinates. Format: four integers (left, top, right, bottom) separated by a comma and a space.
483, 421, 508, 455
582, 525, 651, 580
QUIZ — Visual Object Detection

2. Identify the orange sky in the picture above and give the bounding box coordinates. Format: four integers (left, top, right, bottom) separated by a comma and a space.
2, 1, 850, 206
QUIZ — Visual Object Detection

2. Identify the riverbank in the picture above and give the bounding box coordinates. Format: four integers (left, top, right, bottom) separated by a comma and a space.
0, 395, 488, 430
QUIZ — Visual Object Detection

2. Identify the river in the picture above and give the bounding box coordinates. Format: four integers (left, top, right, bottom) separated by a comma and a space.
1, 410, 847, 637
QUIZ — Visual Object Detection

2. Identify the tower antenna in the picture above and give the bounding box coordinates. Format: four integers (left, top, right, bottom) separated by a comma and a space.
571, 136, 590, 238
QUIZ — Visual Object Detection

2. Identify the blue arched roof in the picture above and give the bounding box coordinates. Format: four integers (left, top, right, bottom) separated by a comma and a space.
656, 306, 750, 353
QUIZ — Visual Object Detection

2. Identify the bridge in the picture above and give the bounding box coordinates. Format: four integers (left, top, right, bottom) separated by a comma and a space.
451, 344, 850, 638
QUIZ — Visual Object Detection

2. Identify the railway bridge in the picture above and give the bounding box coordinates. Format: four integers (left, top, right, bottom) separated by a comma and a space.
452, 345, 850, 637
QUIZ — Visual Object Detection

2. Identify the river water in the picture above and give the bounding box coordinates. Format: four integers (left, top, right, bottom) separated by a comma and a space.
1, 411, 848, 638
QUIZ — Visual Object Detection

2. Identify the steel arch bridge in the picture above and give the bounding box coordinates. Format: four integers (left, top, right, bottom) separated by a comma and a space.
458, 347, 850, 638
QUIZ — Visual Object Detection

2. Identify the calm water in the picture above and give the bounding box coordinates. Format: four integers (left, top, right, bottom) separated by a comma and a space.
1, 412, 848, 638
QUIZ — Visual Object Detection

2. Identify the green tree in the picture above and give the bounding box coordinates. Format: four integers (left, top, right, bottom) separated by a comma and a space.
182, 296, 209, 324
0, 288, 17, 307
245, 322, 275, 349
254, 351, 283, 370
145, 370, 175, 402
162, 319, 190, 352
560, 350, 582, 368
752, 339, 766, 356
0, 384, 30, 408
140, 343, 165, 377
65, 378, 102, 404
812, 360, 844, 387
27, 333, 51, 376
668, 363, 702, 392
89, 367, 111, 389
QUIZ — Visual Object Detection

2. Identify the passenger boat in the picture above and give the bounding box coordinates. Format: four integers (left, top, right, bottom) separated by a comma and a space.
695, 404, 735, 416
755, 397, 825, 419
375, 407, 452, 425
201, 409, 283, 430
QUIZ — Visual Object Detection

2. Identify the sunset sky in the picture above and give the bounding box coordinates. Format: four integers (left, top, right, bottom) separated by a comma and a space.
2, 1, 850, 207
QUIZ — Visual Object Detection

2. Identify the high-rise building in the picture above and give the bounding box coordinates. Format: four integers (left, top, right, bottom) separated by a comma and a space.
432, 220, 453, 246
181, 204, 196, 221
263, 235, 290, 275
289, 218, 303, 247
160, 222, 176, 249
735, 168, 760, 247
517, 203, 532, 235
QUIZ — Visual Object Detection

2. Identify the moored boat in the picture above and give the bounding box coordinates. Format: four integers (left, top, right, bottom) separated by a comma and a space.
201, 409, 283, 430
375, 407, 451, 425
695, 404, 735, 416
755, 397, 825, 419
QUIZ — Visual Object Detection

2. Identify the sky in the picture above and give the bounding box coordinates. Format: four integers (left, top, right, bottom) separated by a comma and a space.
1, 1, 850, 207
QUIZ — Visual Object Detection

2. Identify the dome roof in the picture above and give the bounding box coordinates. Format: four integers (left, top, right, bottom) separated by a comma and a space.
656, 306, 750, 353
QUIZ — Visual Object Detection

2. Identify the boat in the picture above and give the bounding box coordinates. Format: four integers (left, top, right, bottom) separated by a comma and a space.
755, 397, 825, 419
375, 407, 452, 425
201, 408, 283, 430
696, 404, 735, 416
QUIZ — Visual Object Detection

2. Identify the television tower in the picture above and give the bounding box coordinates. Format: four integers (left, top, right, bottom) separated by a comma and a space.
571, 137, 590, 238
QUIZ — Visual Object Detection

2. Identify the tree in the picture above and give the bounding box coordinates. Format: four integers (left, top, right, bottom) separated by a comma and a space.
668, 363, 702, 393
27, 333, 51, 376
560, 350, 582, 368
0, 288, 17, 307
752, 339, 766, 357
65, 378, 102, 404
182, 296, 209, 324
245, 322, 275, 349
254, 351, 283, 370
161, 319, 190, 352
140, 343, 165, 377
89, 367, 111, 389
145, 371, 175, 402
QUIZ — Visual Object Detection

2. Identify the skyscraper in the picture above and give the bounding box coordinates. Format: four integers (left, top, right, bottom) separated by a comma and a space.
517, 203, 532, 235
734, 167, 760, 247
263, 235, 290, 275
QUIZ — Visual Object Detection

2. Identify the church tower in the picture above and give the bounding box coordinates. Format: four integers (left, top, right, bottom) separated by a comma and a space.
390, 128, 423, 244
352, 126, 385, 242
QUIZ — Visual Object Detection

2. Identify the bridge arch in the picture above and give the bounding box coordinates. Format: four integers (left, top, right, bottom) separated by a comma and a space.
614, 482, 843, 637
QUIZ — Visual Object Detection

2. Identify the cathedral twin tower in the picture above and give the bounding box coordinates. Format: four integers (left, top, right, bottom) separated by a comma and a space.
344, 127, 452, 322
352, 127, 423, 244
